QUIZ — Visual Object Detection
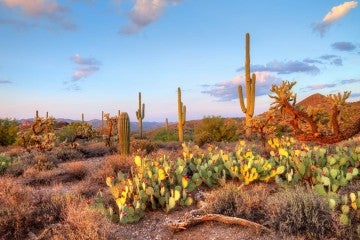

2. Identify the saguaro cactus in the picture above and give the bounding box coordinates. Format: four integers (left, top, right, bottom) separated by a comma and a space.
165, 118, 169, 131
136, 92, 145, 138
81, 113, 84, 123
118, 112, 130, 155
177, 87, 186, 142
238, 33, 256, 138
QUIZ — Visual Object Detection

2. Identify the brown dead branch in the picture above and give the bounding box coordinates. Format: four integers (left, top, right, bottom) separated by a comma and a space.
168, 213, 271, 233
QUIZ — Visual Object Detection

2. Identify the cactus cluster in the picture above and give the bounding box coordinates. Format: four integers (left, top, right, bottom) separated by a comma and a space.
177, 87, 186, 142
104, 139, 289, 223
238, 33, 256, 138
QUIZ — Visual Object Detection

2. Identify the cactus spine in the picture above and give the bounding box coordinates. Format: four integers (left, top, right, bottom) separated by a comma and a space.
177, 87, 186, 142
238, 33, 256, 138
118, 112, 130, 155
136, 92, 145, 138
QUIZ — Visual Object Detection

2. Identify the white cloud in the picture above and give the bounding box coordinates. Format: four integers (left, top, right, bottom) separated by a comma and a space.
313, 1, 358, 36
70, 54, 101, 81
121, 0, 181, 34
202, 71, 282, 101
0, 0, 76, 30
1, 0, 62, 16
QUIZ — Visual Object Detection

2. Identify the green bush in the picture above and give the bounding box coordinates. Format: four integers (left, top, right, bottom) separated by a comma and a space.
0, 155, 16, 175
194, 116, 239, 146
56, 122, 96, 146
152, 129, 178, 141
0, 118, 18, 146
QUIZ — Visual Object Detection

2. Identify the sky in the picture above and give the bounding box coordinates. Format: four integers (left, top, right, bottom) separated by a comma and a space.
0, 0, 359, 122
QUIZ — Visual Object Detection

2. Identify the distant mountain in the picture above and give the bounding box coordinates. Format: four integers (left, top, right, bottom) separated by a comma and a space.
19, 118, 165, 131
296, 93, 331, 109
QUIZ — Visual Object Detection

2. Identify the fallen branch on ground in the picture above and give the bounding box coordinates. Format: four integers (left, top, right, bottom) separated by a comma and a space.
167, 213, 271, 233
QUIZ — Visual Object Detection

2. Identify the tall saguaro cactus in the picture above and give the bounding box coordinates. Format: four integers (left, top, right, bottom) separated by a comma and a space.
118, 112, 130, 155
238, 33, 256, 138
177, 87, 186, 142
136, 92, 145, 138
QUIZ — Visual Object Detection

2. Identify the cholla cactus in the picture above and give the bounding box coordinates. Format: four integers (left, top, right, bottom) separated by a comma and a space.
270, 81, 356, 143
29, 111, 55, 151
327, 91, 351, 136
269, 81, 318, 135
103, 113, 118, 147
250, 112, 275, 147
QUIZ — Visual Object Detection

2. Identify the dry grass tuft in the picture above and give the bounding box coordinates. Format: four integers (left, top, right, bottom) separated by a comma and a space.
266, 186, 336, 239
77, 142, 112, 158
204, 182, 271, 224
55, 147, 84, 162
89, 155, 133, 186
62, 161, 88, 182
48, 194, 117, 240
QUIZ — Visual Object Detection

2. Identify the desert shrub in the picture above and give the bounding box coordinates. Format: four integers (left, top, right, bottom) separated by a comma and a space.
56, 122, 96, 147
62, 161, 88, 181
155, 141, 182, 151
204, 183, 271, 223
131, 138, 158, 155
34, 152, 56, 171
0, 178, 64, 239
195, 116, 239, 146
50, 194, 116, 240
0, 155, 16, 175
77, 142, 111, 158
0, 177, 36, 239
55, 147, 85, 162
90, 155, 133, 186
0, 155, 25, 176
0, 118, 18, 146
204, 183, 239, 216
152, 129, 178, 141
266, 186, 336, 239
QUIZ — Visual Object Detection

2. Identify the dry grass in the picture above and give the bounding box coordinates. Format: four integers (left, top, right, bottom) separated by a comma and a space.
203, 182, 272, 224
0, 177, 62, 239
62, 161, 88, 181
77, 142, 113, 158
266, 186, 337, 239
46, 194, 117, 240
89, 155, 133, 186
55, 147, 85, 162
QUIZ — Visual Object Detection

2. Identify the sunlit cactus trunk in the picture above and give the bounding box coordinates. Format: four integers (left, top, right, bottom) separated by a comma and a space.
136, 92, 145, 138
177, 87, 186, 142
118, 112, 130, 155
238, 33, 256, 138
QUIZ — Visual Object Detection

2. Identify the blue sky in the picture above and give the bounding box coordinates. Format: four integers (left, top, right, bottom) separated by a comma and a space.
0, 0, 359, 122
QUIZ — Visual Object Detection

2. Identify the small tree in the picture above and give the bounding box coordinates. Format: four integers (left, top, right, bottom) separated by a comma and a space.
0, 118, 18, 146
195, 116, 239, 146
